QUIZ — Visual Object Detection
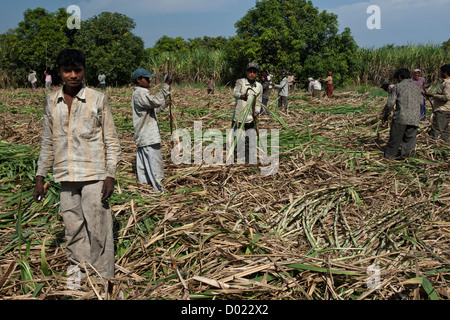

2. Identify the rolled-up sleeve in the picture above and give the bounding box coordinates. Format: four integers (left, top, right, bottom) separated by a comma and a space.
138, 83, 170, 114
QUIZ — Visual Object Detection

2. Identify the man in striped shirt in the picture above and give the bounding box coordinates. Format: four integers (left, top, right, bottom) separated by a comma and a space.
33, 49, 121, 280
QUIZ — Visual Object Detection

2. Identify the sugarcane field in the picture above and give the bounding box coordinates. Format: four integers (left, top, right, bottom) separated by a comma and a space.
1, 0, 450, 305
1, 81, 449, 301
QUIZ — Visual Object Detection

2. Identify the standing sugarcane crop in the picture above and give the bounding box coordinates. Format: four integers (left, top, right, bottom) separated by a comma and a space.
131, 68, 172, 192
231, 62, 262, 164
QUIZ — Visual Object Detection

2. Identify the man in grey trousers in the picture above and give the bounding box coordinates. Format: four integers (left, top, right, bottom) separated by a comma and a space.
382, 68, 423, 159
34, 49, 121, 281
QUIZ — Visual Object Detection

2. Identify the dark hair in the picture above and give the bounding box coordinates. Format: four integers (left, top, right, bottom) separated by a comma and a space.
441, 64, 450, 76
394, 68, 410, 80
56, 49, 85, 68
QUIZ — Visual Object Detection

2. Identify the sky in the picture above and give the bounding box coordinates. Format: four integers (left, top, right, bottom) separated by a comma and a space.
0, 0, 449, 49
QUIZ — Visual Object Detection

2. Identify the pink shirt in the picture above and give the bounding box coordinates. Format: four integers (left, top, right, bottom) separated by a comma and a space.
44, 72, 52, 83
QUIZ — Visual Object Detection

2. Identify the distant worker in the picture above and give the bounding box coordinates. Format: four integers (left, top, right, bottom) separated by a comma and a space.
267, 72, 274, 89
28, 69, 37, 92
44, 70, 52, 91
288, 72, 295, 93
320, 71, 334, 98
260, 72, 270, 115
98, 71, 106, 90
207, 76, 215, 94
411, 69, 431, 121
424, 64, 450, 143
308, 78, 322, 98
131, 68, 172, 192
274, 69, 289, 113
382, 68, 422, 159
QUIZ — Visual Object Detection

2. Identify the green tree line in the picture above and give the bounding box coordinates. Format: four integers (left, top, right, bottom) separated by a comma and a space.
1, 0, 448, 89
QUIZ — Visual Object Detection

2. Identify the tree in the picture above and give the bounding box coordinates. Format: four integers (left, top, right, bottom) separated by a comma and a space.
73, 12, 145, 86
225, 0, 358, 86
0, 9, 145, 87
443, 39, 450, 51
0, 8, 72, 87
187, 36, 229, 51
151, 36, 188, 54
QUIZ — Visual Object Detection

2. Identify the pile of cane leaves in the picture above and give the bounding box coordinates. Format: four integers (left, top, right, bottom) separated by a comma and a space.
0, 85, 449, 300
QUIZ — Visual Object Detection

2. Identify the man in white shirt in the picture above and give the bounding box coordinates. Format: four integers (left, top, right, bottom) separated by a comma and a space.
232, 62, 263, 163
308, 78, 322, 98
28, 69, 37, 92
274, 70, 289, 112
131, 68, 172, 192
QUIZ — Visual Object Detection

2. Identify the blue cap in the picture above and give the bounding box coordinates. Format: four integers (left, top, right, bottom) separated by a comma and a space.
132, 68, 156, 80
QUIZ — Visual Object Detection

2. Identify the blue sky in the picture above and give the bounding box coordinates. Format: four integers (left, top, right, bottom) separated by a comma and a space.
0, 0, 449, 48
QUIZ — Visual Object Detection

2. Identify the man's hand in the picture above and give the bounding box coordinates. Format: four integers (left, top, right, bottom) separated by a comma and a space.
165, 76, 173, 86
101, 177, 115, 201
33, 176, 47, 202
423, 92, 433, 98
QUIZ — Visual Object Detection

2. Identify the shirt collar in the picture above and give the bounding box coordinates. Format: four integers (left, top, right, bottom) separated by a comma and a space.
57, 85, 86, 102
134, 86, 149, 91
244, 78, 257, 88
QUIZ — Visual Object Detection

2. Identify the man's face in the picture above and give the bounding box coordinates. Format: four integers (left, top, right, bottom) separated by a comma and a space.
59, 65, 85, 88
246, 68, 258, 81
281, 72, 287, 78
136, 77, 151, 88
413, 72, 420, 80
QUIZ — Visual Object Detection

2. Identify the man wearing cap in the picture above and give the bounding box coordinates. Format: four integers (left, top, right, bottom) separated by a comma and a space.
131, 68, 172, 192
411, 69, 431, 121
232, 62, 263, 163
274, 69, 289, 112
